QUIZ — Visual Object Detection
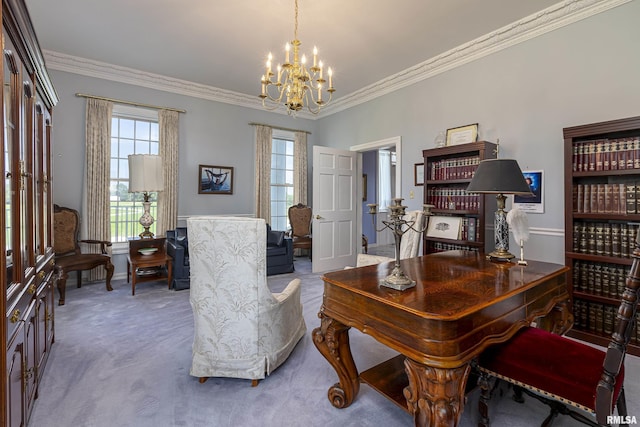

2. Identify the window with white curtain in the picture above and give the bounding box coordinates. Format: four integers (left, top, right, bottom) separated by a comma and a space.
378, 149, 392, 211
271, 130, 295, 231
109, 105, 159, 242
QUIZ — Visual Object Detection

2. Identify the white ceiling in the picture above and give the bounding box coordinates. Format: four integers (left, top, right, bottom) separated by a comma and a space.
24, 0, 579, 108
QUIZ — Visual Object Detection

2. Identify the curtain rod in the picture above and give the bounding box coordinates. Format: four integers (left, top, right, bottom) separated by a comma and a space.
75, 93, 186, 113
248, 122, 311, 135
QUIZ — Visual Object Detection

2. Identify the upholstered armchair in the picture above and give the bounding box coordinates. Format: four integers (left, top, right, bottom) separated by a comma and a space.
187, 216, 306, 385
356, 210, 425, 267
266, 224, 294, 275
166, 227, 190, 290
53, 204, 114, 305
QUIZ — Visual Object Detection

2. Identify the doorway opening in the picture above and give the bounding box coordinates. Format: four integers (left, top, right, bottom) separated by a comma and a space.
350, 136, 402, 254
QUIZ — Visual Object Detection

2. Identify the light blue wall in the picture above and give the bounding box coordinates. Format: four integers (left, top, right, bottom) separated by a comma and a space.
50, 71, 317, 217
49, 1, 640, 273
315, 1, 640, 263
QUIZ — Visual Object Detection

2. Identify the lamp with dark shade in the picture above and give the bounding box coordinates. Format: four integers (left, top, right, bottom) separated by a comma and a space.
466, 158, 531, 261
128, 154, 164, 238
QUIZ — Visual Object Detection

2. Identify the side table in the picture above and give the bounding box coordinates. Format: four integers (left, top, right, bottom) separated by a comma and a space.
127, 236, 172, 296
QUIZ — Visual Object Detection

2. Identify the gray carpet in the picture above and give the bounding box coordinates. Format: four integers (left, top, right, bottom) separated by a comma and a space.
29, 258, 639, 427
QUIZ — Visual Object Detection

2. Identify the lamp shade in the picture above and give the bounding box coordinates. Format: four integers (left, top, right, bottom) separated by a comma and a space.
128, 154, 164, 193
466, 159, 532, 195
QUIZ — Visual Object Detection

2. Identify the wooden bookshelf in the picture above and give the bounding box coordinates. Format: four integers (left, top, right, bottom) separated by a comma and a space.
563, 116, 640, 356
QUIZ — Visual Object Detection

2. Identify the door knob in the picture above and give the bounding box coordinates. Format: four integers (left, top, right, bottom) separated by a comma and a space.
314, 215, 323, 220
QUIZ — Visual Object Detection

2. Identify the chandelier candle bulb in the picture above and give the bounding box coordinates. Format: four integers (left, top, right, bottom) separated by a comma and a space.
285, 43, 290, 63
313, 46, 318, 67
319, 61, 323, 79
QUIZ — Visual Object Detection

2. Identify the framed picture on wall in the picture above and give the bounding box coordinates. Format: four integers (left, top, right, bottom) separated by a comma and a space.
414, 163, 424, 186
198, 165, 234, 194
363, 174, 368, 201
513, 170, 544, 213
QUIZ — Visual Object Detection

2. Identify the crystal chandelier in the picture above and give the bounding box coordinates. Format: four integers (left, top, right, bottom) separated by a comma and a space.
259, 0, 335, 115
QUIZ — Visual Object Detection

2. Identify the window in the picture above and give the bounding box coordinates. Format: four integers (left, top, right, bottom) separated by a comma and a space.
270, 131, 295, 231
109, 105, 159, 242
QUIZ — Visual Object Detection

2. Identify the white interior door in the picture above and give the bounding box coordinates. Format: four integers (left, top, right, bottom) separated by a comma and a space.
312, 146, 358, 273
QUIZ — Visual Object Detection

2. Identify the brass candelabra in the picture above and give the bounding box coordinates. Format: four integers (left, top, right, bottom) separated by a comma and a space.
367, 198, 434, 290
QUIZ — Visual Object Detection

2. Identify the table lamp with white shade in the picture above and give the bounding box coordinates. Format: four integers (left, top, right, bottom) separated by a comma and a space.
128, 154, 164, 238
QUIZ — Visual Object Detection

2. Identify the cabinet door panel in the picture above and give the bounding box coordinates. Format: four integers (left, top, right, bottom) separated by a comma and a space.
6, 324, 26, 427
3, 42, 18, 290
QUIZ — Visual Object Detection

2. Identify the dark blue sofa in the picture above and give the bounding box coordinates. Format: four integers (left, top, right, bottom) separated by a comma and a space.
166, 224, 294, 290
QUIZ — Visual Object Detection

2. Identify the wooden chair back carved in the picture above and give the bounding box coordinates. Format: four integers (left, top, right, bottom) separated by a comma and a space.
288, 203, 312, 258
476, 231, 640, 426
53, 205, 114, 305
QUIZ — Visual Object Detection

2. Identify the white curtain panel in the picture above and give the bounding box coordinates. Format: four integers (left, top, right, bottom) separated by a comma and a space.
82, 98, 113, 281
157, 109, 179, 235
255, 125, 272, 221
293, 131, 307, 205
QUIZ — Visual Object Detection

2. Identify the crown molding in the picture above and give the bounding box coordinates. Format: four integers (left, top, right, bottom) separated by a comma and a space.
44, 0, 628, 120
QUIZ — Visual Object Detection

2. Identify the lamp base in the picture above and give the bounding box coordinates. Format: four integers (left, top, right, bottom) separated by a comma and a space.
486, 248, 516, 262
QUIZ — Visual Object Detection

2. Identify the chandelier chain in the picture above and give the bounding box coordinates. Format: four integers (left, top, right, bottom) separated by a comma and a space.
294, 0, 298, 40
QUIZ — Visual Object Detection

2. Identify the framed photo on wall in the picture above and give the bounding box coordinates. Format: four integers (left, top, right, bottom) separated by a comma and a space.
198, 165, 234, 194
414, 163, 424, 186
363, 174, 368, 201
513, 170, 544, 213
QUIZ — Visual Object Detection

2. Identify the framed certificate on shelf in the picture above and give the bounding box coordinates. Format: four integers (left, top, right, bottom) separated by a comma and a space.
446, 123, 478, 146
426, 216, 462, 240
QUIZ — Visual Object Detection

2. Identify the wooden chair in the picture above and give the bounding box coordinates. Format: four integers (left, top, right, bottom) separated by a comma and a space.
288, 203, 312, 259
53, 205, 114, 305
476, 231, 640, 426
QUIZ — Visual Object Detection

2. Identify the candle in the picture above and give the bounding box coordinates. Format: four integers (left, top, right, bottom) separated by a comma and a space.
285, 43, 290, 63
277, 64, 282, 84
328, 67, 333, 88
319, 61, 323, 79
318, 83, 322, 102
313, 46, 318, 67
261, 76, 266, 95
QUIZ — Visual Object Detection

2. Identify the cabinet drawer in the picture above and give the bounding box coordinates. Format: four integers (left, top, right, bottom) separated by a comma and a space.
6, 283, 32, 339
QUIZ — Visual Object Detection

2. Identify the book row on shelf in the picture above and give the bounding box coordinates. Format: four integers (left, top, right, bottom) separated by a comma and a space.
573, 299, 640, 344
572, 260, 631, 299
429, 155, 480, 181
572, 221, 639, 258
425, 187, 480, 211
573, 182, 640, 214
426, 241, 480, 253
572, 136, 640, 173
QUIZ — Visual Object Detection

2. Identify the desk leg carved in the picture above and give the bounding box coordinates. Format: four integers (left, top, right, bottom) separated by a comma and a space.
312, 313, 359, 409
537, 298, 573, 335
403, 358, 470, 427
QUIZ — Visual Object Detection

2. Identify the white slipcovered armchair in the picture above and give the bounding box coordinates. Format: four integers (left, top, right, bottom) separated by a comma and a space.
356, 210, 425, 267
187, 216, 306, 385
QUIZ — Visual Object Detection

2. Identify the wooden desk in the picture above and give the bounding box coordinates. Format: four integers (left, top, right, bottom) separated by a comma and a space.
312, 251, 571, 427
127, 237, 172, 295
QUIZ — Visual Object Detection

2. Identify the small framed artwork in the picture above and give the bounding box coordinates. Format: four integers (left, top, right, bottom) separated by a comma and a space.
362, 174, 368, 201
513, 170, 544, 213
414, 163, 424, 186
198, 165, 234, 194
446, 123, 478, 146
425, 215, 462, 240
